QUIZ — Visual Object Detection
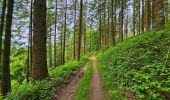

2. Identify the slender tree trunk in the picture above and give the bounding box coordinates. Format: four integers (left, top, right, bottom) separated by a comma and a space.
83, 21, 86, 54
27, 0, 33, 83
110, 0, 115, 46
83, 0, 87, 54
153, 0, 165, 30
103, 1, 106, 47
60, 21, 63, 64
141, 0, 144, 32
49, 23, 52, 67
133, 0, 136, 35
77, 0, 83, 60
145, 0, 150, 31
99, 8, 102, 50
48, 0, 52, 67
63, 0, 67, 64
138, 0, 141, 34
32, 0, 48, 80
107, 0, 110, 46
54, 0, 57, 67
1, 0, 14, 96
73, 0, 77, 59
0, 0, 6, 64
120, 0, 124, 42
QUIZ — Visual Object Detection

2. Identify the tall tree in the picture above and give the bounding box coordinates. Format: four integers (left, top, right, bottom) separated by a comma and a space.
138, 0, 141, 34
120, 0, 124, 41
73, 0, 77, 59
54, 0, 57, 67
133, 0, 136, 35
27, 0, 33, 83
0, 0, 6, 63
99, 0, 102, 49
1, 0, 14, 96
152, 0, 165, 30
145, 0, 150, 31
63, 0, 67, 64
141, 0, 144, 32
48, 0, 53, 67
31, 0, 48, 80
77, 0, 83, 60
110, 0, 115, 46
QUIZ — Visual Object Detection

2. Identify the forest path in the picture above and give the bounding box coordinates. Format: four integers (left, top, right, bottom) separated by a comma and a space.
52, 60, 88, 100
89, 56, 108, 100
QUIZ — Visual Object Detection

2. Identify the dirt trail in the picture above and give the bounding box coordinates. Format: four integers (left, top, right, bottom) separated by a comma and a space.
89, 56, 108, 100
52, 61, 88, 100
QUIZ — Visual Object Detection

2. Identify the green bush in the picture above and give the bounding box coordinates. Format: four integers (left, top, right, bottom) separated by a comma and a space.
5, 59, 86, 100
97, 29, 170, 100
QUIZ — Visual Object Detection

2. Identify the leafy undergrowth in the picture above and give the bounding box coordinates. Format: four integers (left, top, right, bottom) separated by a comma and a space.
97, 29, 170, 100
75, 61, 92, 100
5, 56, 87, 100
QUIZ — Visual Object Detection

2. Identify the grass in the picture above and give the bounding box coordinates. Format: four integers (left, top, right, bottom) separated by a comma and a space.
97, 29, 170, 100
75, 61, 93, 100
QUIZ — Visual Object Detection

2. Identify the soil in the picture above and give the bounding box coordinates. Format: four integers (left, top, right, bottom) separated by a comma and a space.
52, 56, 108, 100
51, 61, 88, 100
89, 56, 108, 100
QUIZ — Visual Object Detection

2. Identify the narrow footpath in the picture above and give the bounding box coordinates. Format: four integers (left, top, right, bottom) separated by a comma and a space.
53, 61, 88, 100
89, 56, 108, 100
52, 56, 108, 100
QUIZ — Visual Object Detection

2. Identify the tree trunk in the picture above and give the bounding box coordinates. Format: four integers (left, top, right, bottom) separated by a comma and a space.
54, 0, 57, 67
27, 0, 33, 83
133, 0, 136, 35
120, 0, 124, 42
141, 0, 144, 32
110, 0, 115, 46
0, 0, 6, 64
145, 0, 150, 31
152, 0, 165, 30
63, 0, 67, 64
77, 0, 83, 60
73, 0, 77, 60
1, 0, 14, 96
138, 0, 141, 34
32, 0, 48, 80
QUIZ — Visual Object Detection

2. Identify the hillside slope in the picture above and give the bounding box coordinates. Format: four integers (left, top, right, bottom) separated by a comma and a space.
97, 29, 170, 100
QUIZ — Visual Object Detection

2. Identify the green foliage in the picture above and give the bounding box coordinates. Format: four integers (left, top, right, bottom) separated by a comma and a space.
10, 48, 27, 84
75, 61, 92, 100
97, 29, 170, 100
5, 59, 86, 100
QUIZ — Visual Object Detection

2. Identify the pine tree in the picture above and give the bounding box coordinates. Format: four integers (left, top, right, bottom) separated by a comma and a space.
1, 0, 14, 96
31, 0, 48, 80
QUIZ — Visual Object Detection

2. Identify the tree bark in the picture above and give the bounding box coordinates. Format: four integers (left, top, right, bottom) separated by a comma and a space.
152, 0, 165, 30
133, 0, 136, 35
120, 0, 124, 42
1, 0, 14, 96
77, 0, 83, 60
141, 0, 144, 32
73, 0, 77, 60
145, 0, 150, 31
27, 0, 33, 83
54, 0, 57, 67
32, 0, 48, 80
63, 0, 67, 64
110, 0, 115, 46
138, 0, 141, 34
0, 0, 6, 64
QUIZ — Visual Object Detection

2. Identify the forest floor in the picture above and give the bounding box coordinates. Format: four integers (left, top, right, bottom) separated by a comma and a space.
53, 56, 107, 100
